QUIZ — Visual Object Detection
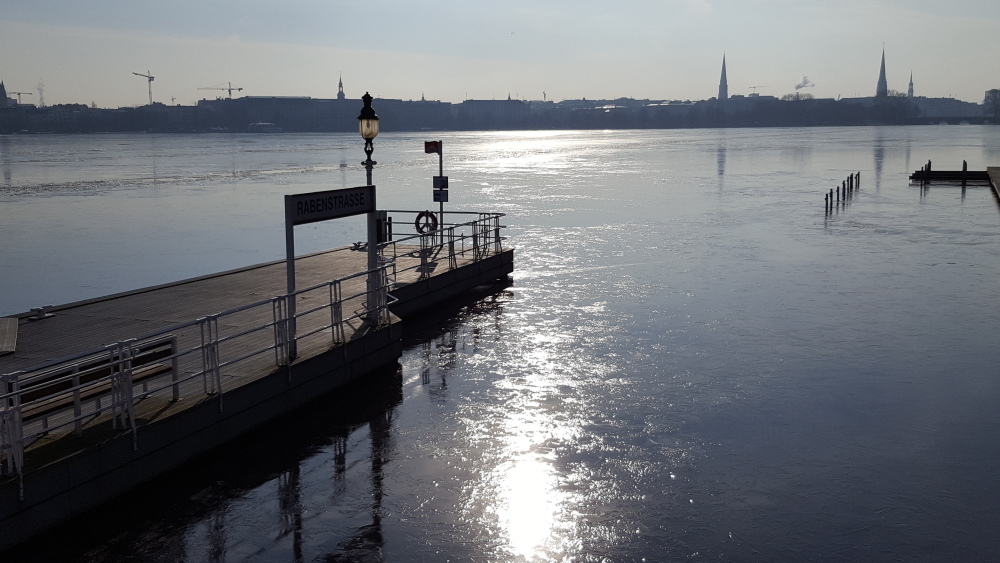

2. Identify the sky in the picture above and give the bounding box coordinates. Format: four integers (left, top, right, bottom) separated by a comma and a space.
1, 0, 998, 108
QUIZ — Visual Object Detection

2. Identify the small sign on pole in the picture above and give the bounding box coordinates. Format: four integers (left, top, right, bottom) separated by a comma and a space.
425, 140, 446, 244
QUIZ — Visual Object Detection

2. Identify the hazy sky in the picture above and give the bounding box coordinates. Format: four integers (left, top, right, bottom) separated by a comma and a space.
2, 1, 998, 108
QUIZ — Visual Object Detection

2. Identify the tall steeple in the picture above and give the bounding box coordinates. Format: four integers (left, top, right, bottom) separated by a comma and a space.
719, 53, 728, 101
908, 71, 914, 98
337, 74, 346, 100
876, 48, 888, 97
0, 81, 6, 107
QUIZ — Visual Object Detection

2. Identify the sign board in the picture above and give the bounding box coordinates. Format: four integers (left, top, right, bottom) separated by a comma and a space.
433, 176, 448, 190
425, 141, 442, 154
285, 186, 375, 226
433, 189, 449, 203
284, 186, 379, 359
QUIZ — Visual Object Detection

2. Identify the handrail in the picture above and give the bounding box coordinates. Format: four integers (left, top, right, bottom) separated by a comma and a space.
378, 211, 505, 281
0, 259, 398, 493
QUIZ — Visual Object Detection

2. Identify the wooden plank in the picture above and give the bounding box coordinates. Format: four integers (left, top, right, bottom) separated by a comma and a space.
0, 317, 17, 355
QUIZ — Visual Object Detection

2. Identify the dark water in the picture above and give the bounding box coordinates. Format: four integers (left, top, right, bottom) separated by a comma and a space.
3, 127, 1000, 561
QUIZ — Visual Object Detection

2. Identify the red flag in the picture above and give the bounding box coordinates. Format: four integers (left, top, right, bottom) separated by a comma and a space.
424, 141, 441, 154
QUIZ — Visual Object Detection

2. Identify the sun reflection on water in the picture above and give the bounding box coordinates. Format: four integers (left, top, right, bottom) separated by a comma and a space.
499, 455, 557, 560
472, 321, 591, 562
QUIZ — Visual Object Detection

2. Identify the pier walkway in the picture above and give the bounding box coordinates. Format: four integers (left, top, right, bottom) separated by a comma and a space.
989, 167, 1000, 200
0, 210, 513, 550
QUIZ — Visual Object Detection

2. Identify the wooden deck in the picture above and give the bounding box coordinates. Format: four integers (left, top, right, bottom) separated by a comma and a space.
1, 244, 462, 372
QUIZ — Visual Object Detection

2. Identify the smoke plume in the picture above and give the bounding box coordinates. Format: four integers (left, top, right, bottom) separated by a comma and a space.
794, 75, 815, 91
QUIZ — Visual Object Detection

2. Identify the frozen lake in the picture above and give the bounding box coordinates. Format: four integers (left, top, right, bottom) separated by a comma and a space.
3, 126, 1000, 561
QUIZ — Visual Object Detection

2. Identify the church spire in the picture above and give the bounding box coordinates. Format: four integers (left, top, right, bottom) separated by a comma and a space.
908, 71, 914, 98
719, 53, 728, 101
337, 74, 346, 100
876, 48, 888, 97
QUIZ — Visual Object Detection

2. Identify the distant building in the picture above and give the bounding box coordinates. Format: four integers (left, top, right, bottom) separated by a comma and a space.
719, 54, 729, 101
876, 48, 889, 98
0, 81, 10, 108
456, 99, 530, 129
908, 72, 914, 98
985, 89, 1000, 118
909, 96, 981, 118
337, 75, 346, 101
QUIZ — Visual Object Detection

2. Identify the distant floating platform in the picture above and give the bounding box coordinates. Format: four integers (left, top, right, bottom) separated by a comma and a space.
908, 170, 990, 183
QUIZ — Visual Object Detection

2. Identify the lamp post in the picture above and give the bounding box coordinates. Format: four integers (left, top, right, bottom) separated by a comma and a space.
358, 92, 380, 186
358, 92, 381, 322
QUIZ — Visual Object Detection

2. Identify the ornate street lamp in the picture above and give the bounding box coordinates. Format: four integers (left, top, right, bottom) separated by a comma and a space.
358, 92, 380, 185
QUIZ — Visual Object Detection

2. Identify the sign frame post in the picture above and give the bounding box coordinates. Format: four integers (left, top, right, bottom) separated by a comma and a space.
284, 185, 377, 360
426, 140, 447, 245
437, 141, 444, 245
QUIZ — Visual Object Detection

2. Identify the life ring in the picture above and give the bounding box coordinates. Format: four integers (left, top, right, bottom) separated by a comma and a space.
415, 211, 438, 234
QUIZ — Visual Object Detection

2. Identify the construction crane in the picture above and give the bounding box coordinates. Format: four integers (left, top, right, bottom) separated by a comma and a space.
749, 86, 768, 95
132, 71, 154, 105
198, 82, 243, 99
9, 92, 33, 104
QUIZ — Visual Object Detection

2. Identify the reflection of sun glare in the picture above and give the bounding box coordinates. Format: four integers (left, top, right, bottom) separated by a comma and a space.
470, 322, 586, 561
501, 456, 556, 560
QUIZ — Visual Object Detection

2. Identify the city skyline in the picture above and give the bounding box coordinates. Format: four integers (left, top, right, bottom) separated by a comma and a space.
2, 0, 998, 108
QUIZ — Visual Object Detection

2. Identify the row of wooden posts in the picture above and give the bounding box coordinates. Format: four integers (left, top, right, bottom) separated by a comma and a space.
825, 172, 860, 214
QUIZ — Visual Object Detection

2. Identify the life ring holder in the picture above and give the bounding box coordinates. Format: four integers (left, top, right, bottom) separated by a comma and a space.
415, 211, 438, 234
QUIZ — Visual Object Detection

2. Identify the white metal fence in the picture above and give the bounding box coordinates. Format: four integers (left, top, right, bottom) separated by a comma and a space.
0, 263, 395, 496
380, 211, 505, 279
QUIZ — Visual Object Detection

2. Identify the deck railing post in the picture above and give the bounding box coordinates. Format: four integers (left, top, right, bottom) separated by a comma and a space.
272, 299, 287, 367
0, 375, 25, 498
420, 233, 432, 279
200, 316, 222, 401
472, 219, 480, 261
200, 318, 211, 394
448, 227, 457, 270
378, 264, 390, 325
494, 215, 502, 253
109, 340, 138, 448
330, 280, 345, 345
169, 335, 180, 402
72, 366, 83, 436
209, 316, 223, 410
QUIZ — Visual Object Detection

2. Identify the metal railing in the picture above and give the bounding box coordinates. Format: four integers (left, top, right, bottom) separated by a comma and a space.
0, 260, 397, 496
379, 211, 505, 280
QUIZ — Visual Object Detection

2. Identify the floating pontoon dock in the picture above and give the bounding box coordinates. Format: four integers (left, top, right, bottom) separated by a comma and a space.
0, 210, 513, 551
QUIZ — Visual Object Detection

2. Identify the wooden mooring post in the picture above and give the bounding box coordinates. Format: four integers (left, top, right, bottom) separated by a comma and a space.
823, 172, 861, 215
